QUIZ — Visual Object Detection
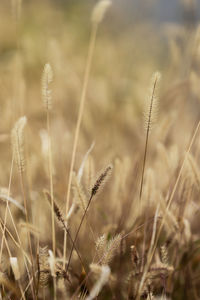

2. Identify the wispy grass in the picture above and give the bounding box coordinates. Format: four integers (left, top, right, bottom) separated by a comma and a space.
0, 0, 200, 299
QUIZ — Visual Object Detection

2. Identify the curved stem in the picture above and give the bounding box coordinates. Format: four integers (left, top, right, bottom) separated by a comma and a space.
63, 22, 98, 268
66, 194, 93, 273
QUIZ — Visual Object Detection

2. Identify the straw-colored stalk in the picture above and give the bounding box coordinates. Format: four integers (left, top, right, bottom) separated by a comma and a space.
0, 155, 14, 263
63, 0, 111, 268
85, 264, 110, 300
11, 116, 37, 298
10, 257, 26, 300
137, 120, 200, 296
66, 165, 112, 273
139, 71, 161, 200
42, 63, 56, 258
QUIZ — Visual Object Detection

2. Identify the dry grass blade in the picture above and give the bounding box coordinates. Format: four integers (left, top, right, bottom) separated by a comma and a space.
63, 0, 112, 268
11, 116, 37, 297
44, 190, 86, 272
0, 194, 25, 213
139, 72, 161, 200
66, 164, 113, 273
1, 2, 200, 299
85, 264, 110, 300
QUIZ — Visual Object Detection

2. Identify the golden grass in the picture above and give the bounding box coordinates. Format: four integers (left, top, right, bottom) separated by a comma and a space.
0, 0, 200, 299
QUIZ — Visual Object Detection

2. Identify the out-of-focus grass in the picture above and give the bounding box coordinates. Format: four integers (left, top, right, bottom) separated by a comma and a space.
1, 1, 200, 299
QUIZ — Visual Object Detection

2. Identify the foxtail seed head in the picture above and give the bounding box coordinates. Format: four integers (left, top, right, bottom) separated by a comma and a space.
91, 0, 111, 24
42, 63, 53, 110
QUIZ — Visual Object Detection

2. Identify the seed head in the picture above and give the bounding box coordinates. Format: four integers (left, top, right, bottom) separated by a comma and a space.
91, 0, 111, 24
42, 63, 53, 110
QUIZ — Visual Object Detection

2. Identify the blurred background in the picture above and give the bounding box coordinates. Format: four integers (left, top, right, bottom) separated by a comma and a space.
1, 2, 200, 298
1, 0, 200, 197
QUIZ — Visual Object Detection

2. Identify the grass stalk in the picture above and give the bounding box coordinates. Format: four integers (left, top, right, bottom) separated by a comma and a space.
0, 153, 14, 262
63, 22, 98, 268
66, 193, 94, 273
137, 120, 200, 296
139, 75, 159, 200
46, 110, 55, 256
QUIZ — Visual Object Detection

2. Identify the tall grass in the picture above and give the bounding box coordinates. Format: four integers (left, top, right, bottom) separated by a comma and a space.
0, 0, 200, 299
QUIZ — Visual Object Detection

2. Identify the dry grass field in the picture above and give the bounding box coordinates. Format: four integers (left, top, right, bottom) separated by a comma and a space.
0, 0, 200, 299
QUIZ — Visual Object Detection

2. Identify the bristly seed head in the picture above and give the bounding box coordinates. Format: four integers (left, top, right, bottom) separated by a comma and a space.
44, 190, 64, 225
91, 164, 113, 197
143, 71, 161, 131
42, 63, 53, 110
11, 116, 27, 173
